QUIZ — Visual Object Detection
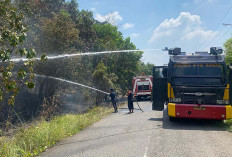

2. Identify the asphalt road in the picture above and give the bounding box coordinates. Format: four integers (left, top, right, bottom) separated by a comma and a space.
42, 101, 232, 157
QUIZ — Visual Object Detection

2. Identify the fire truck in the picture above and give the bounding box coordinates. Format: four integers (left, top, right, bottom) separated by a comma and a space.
133, 76, 153, 100
152, 47, 232, 120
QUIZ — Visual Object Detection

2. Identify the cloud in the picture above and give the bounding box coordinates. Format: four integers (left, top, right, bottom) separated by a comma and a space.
144, 12, 219, 65
148, 12, 217, 51
122, 23, 134, 29
130, 33, 140, 38
95, 11, 123, 26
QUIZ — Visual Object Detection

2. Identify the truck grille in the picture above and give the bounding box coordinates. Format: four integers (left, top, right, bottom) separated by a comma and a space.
173, 86, 225, 105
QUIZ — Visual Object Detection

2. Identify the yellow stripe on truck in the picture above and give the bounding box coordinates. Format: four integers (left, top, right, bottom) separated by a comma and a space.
168, 83, 175, 98
226, 105, 232, 119
223, 84, 229, 100
168, 103, 176, 117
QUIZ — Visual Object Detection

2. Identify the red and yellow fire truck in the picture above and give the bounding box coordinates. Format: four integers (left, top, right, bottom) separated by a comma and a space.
133, 76, 153, 100
152, 47, 232, 120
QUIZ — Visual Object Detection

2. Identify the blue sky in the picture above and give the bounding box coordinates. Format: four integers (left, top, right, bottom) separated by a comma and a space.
78, 0, 232, 65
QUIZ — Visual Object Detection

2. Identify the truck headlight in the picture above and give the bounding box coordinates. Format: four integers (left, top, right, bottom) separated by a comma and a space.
217, 100, 229, 105
171, 98, 181, 103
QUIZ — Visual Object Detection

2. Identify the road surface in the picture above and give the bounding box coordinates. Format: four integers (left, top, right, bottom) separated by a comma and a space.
42, 101, 232, 157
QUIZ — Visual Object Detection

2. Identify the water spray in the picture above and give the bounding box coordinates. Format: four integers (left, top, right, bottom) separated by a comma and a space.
10, 49, 162, 62
35, 74, 110, 95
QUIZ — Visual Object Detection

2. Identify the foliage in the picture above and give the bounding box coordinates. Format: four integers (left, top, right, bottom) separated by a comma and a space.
137, 62, 155, 76
0, 0, 45, 105
77, 10, 97, 52
39, 12, 79, 54
6, 0, 148, 106
224, 38, 232, 65
92, 61, 112, 90
0, 106, 112, 157
18, 0, 146, 98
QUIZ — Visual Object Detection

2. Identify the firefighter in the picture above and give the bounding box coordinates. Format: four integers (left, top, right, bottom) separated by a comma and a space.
109, 88, 118, 113
127, 89, 134, 113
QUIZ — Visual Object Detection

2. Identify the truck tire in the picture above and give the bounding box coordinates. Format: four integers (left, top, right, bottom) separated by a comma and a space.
169, 116, 175, 121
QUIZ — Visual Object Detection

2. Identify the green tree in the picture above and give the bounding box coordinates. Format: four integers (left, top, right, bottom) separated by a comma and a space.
137, 62, 154, 76
92, 61, 113, 104
16, 0, 145, 97
0, 0, 44, 105
67, 0, 79, 23
39, 11, 80, 54
93, 23, 124, 51
224, 38, 232, 65
76, 10, 97, 52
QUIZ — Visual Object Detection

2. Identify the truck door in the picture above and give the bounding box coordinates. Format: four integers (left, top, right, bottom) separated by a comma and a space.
152, 66, 168, 111
229, 67, 232, 105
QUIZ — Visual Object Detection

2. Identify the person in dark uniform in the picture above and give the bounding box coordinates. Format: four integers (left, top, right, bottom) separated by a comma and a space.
109, 88, 118, 113
127, 89, 134, 113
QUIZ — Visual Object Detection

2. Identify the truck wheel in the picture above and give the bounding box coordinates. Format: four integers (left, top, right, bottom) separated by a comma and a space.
136, 96, 141, 101
169, 116, 175, 121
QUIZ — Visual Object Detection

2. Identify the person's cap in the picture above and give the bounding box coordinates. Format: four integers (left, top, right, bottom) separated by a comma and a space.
110, 88, 114, 91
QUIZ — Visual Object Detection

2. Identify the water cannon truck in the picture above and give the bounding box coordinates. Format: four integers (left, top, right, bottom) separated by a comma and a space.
152, 47, 232, 120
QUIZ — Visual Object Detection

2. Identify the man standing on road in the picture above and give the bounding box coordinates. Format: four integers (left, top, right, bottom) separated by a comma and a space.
127, 89, 134, 113
110, 88, 118, 113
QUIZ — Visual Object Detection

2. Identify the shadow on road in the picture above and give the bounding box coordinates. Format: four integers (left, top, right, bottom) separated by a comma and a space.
134, 99, 151, 102
162, 108, 226, 131
148, 118, 163, 121
149, 107, 227, 131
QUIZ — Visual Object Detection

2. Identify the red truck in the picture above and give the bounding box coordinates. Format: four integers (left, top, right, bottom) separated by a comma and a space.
132, 76, 153, 100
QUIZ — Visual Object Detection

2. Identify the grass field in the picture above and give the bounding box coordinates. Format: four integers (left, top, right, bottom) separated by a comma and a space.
0, 106, 112, 157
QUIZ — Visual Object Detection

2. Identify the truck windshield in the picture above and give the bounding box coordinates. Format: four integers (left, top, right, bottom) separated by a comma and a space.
137, 81, 150, 91
138, 85, 150, 91
171, 63, 226, 86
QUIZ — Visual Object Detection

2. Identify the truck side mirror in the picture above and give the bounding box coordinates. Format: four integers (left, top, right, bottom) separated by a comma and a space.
162, 67, 168, 78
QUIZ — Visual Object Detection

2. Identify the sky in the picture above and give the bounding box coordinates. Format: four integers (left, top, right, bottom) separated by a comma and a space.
77, 0, 232, 65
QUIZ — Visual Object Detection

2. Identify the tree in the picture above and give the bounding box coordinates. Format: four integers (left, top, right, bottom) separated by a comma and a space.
39, 11, 80, 54
67, 0, 79, 23
76, 10, 97, 52
92, 61, 113, 104
0, 0, 45, 105
93, 23, 124, 51
224, 38, 232, 65
137, 62, 154, 76
16, 0, 145, 97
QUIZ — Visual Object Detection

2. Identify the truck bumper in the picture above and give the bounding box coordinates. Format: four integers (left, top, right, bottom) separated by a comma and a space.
168, 103, 232, 120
